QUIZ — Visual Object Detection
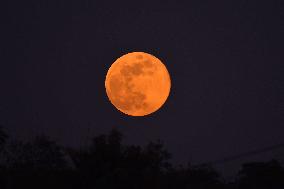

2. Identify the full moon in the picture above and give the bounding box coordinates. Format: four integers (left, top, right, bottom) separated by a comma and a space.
105, 52, 171, 116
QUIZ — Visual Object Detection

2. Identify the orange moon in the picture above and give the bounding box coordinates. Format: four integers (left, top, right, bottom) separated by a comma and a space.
105, 52, 171, 116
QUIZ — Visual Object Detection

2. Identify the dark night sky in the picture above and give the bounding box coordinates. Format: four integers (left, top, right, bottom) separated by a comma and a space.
1, 0, 284, 175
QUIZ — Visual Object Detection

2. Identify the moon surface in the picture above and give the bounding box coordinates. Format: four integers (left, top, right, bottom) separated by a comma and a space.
105, 52, 171, 116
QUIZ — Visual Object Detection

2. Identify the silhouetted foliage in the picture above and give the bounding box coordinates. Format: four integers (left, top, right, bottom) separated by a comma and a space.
0, 126, 283, 189
0, 126, 7, 151
5, 135, 68, 171
236, 160, 284, 189
162, 164, 225, 189
68, 129, 172, 188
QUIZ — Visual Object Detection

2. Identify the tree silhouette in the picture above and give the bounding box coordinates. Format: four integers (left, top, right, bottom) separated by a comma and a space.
0, 126, 8, 188
0, 126, 7, 151
236, 160, 284, 189
0, 127, 283, 189
68, 129, 124, 188
5, 135, 67, 171
162, 164, 225, 189
68, 128, 172, 189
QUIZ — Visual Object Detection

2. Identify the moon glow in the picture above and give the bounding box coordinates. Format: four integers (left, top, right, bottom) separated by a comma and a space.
105, 52, 171, 116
